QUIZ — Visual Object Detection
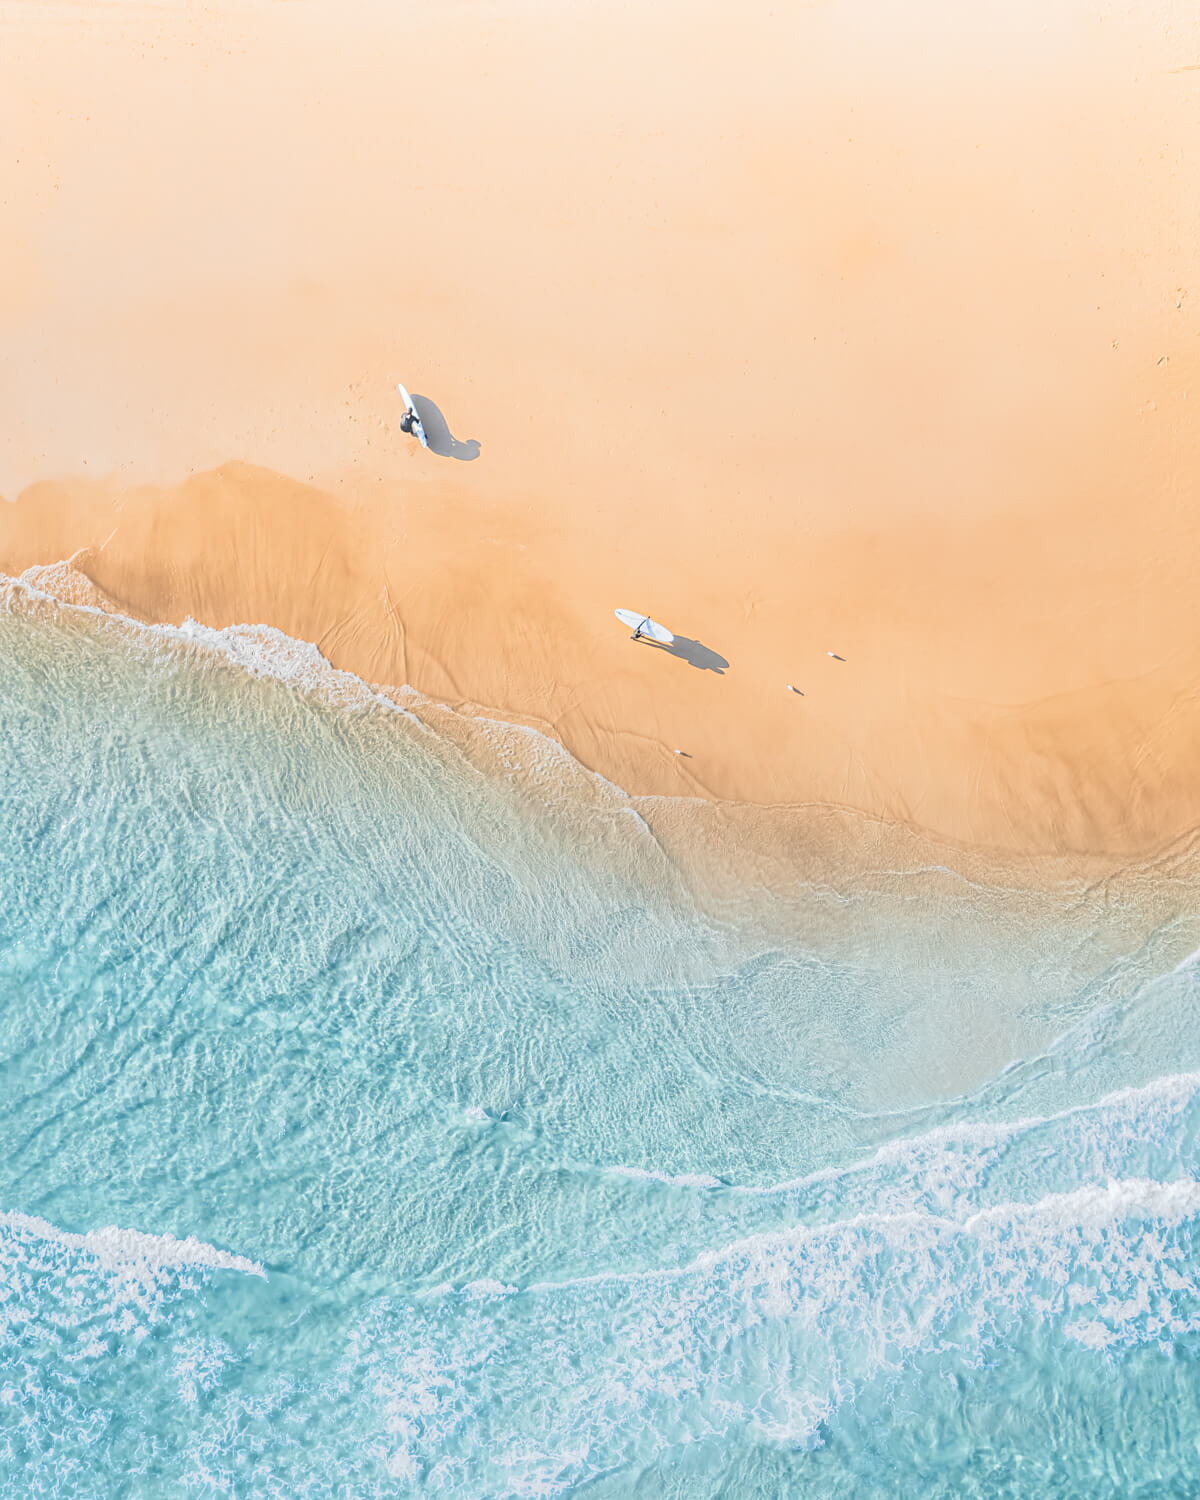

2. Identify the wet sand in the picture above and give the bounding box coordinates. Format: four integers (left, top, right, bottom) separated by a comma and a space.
2, 0, 1199, 856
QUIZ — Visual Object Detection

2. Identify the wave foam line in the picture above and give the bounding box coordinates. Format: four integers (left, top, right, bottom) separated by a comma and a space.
1, 1209, 265, 1279
606, 1165, 724, 1189
745, 1066, 1200, 1198
5, 564, 409, 714
379, 1170, 1200, 1493
595, 1068, 1200, 1206
2, 564, 675, 896
512, 1173, 1200, 1300
3, 565, 647, 805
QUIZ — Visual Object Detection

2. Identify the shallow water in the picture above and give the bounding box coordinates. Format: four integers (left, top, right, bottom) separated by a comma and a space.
3, 576, 1200, 1497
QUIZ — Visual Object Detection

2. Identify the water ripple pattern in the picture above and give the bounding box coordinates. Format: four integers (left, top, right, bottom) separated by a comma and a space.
3, 578, 1200, 1496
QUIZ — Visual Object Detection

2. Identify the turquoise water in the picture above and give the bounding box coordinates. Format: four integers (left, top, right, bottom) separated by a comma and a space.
4, 575, 1200, 1497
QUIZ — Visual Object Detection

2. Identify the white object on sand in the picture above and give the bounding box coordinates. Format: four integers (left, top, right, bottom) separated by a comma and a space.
396, 383, 429, 449
614, 609, 675, 645
787, 684, 803, 695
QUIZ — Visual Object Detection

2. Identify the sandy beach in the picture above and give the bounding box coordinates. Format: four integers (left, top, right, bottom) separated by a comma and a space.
3, 0, 1199, 858
11, 7, 1200, 1485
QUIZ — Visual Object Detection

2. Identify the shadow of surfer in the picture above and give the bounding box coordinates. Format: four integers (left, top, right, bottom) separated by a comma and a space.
411, 395, 481, 461
617, 610, 725, 673
637, 634, 730, 674
662, 636, 729, 673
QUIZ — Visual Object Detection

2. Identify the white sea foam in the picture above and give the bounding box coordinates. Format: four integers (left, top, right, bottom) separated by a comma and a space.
2, 564, 401, 714
0, 1209, 265, 1279
962, 1175, 1200, 1235
745, 1067, 1200, 1200
587, 1069, 1200, 1226
679, 1175, 1200, 1284
359, 1165, 1200, 1493
2, 566, 677, 945
3, 566, 643, 811
607, 1165, 724, 1189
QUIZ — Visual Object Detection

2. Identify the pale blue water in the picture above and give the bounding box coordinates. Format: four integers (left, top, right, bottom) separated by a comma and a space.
4, 574, 1200, 1496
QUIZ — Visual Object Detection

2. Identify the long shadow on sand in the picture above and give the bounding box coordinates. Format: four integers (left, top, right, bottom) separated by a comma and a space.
640, 636, 730, 674
412, 395, 481, 461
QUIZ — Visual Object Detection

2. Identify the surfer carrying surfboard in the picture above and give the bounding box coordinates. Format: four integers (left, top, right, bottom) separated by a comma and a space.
396, 383, 429, 449
614, 609, 675, 646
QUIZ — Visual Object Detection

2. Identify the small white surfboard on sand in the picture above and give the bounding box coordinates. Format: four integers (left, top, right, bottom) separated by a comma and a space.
396, 383, 428, 449
615, 608, 675, 644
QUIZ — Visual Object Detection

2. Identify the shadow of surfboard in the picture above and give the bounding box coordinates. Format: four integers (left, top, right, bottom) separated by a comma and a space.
412, 395, 481, 461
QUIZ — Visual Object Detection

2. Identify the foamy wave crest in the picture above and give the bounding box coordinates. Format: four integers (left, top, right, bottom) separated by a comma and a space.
965, 1175, 1200, 1232
351, 1171, 1200, 1493
174, 618, 382, 706
462, 1278, 517, 1298
7, 562, 403, 713
1, 1210, 264, 1279
0, 1206, 263, 1399
593, 1070, 1200, 1246
1, 564, 675, 924
18, 558, 126, 613
740, 1067, 1200, 1219
2, 564, 640, 806
607, 1165, 724, 1189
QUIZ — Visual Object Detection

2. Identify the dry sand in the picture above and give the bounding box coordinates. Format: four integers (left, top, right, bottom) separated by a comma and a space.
2, 0, 1199, 858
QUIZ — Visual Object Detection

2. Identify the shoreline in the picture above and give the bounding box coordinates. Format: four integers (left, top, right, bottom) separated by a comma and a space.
11, 558, 1200, 1057
9, 552, 1198, 886
4, 450, 1200, 864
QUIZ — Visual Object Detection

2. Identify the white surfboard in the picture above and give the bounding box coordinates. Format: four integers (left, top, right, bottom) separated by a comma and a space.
615, 608, 675, 645
396, 383, 429, 449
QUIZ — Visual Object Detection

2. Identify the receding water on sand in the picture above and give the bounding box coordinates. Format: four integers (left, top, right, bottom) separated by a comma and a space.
4, 573, 1200, 1495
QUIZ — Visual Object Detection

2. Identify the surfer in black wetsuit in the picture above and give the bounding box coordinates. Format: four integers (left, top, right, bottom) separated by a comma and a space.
400, 409, 418, 436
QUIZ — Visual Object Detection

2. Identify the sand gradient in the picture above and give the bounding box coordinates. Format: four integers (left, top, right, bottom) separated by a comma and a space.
2, 0, 1198, 855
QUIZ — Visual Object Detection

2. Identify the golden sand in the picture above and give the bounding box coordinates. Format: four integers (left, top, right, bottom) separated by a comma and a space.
2, 0, 1198, 857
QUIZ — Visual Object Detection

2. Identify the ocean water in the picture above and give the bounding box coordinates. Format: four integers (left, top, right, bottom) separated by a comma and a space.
4, 574, 1200, 1497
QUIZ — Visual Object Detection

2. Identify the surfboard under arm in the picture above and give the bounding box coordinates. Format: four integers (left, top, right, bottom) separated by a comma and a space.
614, 608, 674, 644
396, 383, 429, 449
